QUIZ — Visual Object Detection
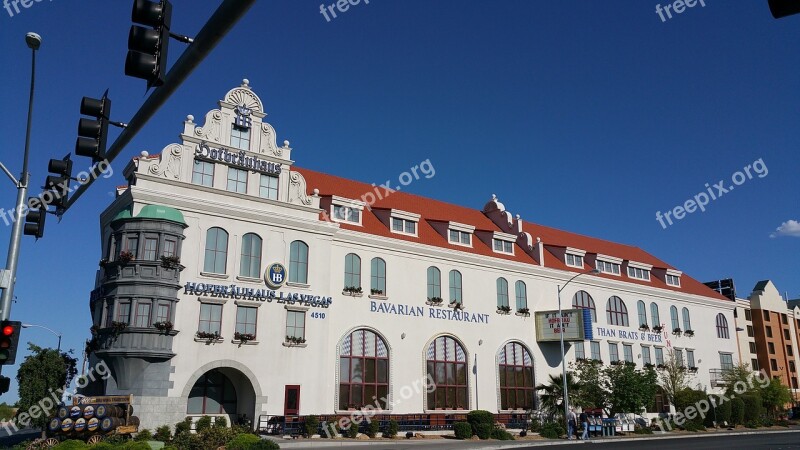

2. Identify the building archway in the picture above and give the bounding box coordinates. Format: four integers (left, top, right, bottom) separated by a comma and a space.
181, 361, 262, 426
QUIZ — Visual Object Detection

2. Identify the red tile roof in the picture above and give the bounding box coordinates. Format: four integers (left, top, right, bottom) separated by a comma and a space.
294, 167, 728, 302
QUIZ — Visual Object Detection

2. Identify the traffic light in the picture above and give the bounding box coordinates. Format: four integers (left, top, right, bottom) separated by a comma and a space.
0, 321, 21, 366
126, 0, 172, 88
44, 154, 73, 211
769, 0, 800, 18
0, 376, 9, 395
76, 93, 111, 162
22, 201, 46, 239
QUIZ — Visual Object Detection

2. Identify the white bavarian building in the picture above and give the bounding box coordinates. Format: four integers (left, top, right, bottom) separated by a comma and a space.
86, 81, 740, 430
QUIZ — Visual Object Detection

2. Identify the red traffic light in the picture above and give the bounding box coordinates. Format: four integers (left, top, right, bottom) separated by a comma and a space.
2, 325, 12, 336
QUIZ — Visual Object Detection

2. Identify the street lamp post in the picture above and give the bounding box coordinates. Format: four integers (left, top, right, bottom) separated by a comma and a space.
22, 323, 61, 352
557, 269, 599, 438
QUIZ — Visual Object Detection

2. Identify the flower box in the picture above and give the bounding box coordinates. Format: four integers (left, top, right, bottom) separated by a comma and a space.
497, 305, 511, 314
343, 286, 363, 295
672, 328, 682, 336
639, 324, 650, 332
153, 321, 173, 332
426, 297, 444, 305
118, 251, 134, 264
652, 326, 664, 333
234, 332, 256, 343
684, 330, 695, 337
285, 335, 306, 345
370, 288, 384, 295
160, 255, 181, 269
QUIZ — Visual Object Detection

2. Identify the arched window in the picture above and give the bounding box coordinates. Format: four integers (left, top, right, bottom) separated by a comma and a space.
426, 335, 468, 410
670, 306, 680, 331
427, 267, 441, 299
606, 296, 628, 327
716, 314, 730, 339
572, 291, 596, 323
496, 278, 509, 308
515, 281, 528, 310
344, 253, 361, 289
370, 258, 386, 294
650, 303, 661, 328
239, 233, 262, 278
682, 307, 691, 331
338, 329, 389, 410
449, 270, 463, 304
203, 228, 228, 274
498, 342, 535, 410
289, 241, 309, 283
637, 301, 647, 327
187, 369, 237, 414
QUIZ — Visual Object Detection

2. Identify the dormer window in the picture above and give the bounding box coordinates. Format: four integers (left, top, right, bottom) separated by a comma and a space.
565, 248, 586, 269
596, 254, 622, 275
389, 210, 420, 237
447, 222, 474, 247
330, 196, 365, 226
666, 270, 682, 287
627, 261, 653, 281
230, 124, 250, 151
491, 232, 517, 255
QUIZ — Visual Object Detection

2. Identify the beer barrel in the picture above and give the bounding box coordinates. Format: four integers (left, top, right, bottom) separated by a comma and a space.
47, 418, 61, 433
127, 416, 140, 427
69, 406, 82, 419
60, 418, 74, 432
99, 417, 124, 433
74, 418, 87, 432
56, 406, 69, 419
125, 404, 134, 416
82, 405, 95, 419
86, 417, 100, 433
95, 405, 121, 418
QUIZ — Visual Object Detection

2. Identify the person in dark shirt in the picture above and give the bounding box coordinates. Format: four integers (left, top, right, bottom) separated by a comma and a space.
579, 411, 589, 440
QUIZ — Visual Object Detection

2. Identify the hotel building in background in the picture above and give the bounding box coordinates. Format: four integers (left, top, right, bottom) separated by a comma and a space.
84, 81, 741, 429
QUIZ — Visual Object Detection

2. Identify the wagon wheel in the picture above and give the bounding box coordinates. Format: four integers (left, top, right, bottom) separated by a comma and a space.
43, 438, 60, 448
86, 435, 104, 445
24, 439, 44, 450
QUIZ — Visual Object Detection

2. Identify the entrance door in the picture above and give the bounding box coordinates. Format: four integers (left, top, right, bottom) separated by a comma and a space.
284, 385, 300, 416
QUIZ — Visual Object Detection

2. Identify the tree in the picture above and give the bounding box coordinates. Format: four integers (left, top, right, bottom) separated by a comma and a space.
15, 344, 78, 434
605, 364, 658, 416
760, 378, 792, 418
657, 349, 693, 406
569, 360, 606, 412
721, 362, 760, 397
535, 372, 583, 420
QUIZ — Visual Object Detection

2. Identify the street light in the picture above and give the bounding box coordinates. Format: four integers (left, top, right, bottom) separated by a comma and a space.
22, 323, 61, 352
557, 268, 600, 437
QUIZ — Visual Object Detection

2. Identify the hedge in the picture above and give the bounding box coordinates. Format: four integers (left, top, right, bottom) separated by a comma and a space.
454, 422, 472, 439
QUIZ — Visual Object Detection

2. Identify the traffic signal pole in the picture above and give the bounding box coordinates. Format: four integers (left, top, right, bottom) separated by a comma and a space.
0, 33, 41, 324
64, 0, 256, 210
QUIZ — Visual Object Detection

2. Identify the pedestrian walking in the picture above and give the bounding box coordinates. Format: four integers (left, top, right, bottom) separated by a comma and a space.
579, 410, 589, 440
567, 408, 577, 440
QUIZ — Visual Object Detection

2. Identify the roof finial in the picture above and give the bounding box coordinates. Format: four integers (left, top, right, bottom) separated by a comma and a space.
491, 193, 497, 200
242, 78, 250, 88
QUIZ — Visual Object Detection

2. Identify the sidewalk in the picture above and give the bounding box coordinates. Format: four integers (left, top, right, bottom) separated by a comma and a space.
264, 426, 800, 449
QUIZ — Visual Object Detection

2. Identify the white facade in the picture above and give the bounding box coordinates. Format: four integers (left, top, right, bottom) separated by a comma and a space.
91, 81, 740, 429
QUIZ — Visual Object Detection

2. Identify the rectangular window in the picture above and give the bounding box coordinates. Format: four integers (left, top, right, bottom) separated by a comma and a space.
493, 239, 513, 254
609, 343, 619, 362
134, 303, 151, 327
391, 217, 417, 235
770, 359, 778, 371
192, 160, 214, 187
790, 361, 796, 372
784, 329, 791, 340
720, 353, 734, 371
286, 310, 306, 340
116, 302, 131, 323
666, 274, 680, 286
747, 325, 754, 337
198, 303, 223, 335
155, 303, 170, 323
787, 345, 793, 357
623, 344, 633, 363
752, 359, 759, 370
235, 306, 257, 337
163, 239, 177, 258
686, 350, 695, 368
590, 341, 601, 361
227, 167, 248, 193
449, 229, 471, 245
675, 349, 684, 367
104, 303, 114, 327
143, 238, 158, 261
655, 347, 664, 366
768, 342, 776, 354
749, 342, 757, 354
333, 205, 360, 224
597, 260, 620, 275
566, 254, 583, 268
782, 314, 788, 325
627, 267, 650, 281
259, 174, 279, 200
745, 309, 752, 321
641, 346, 652, 366
575, 342, 585, 360
230, 125, 250, 150
125, 236, 138, 259
763, 310, 770, 321
766, 326, 773, 338
792, 377, 798, 389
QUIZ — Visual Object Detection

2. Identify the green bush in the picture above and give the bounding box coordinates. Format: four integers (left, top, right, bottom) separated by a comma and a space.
730, 398, 745, 426
171, 432, 205, 450
303, 415, 319, 437
134, 429, 153, 441
88, 443, 115, 450
385, 420, 399, 438
195, 415, 213, 433
539, 421, 565, 439
249, 440, 281, 450
52, 440, 88, 450
121, 442, 152, 450
227, 433, 262, 450
467, 410, 494, 439
154, 424, 172, 442
346, 422, 359, 438
453, 422, 472, 439
633, 426, 653, 434
201, 425, 236, 448
474, 423, 492, 440
162, 447, 179, 450
366, 419, 379, 438
675, 388, 707, 430
529, 416, 541, 432
761, 418, 774, 427
745, 420, 760, 429
214, 415, 228, 428
490, 427, 514, 440
741, 394, 765, 423
174, 417, 192, 436
682, 421, 705, 432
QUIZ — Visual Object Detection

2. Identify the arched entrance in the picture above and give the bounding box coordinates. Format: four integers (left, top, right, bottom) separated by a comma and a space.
183, 363, 261, 427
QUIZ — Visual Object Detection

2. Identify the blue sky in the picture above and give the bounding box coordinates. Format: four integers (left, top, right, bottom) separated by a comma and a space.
0, 1, 798, 401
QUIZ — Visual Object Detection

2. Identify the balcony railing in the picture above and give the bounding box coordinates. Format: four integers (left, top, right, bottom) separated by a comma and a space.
709, 368, 732, 387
